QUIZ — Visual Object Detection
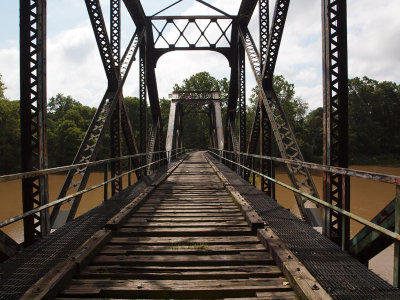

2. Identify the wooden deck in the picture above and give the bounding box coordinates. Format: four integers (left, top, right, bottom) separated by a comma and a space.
54, 152, 297, 299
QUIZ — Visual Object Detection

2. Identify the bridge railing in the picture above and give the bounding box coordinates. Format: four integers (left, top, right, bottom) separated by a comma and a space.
0, 148, 186, 231
208, 148, 400, 286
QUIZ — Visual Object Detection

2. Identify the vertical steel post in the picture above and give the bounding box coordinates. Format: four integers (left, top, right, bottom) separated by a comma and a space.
259, 0, 274, 198
139, 45, 148, 176
110, 0, 122, 195
322, 0, 350, 247
238, 41, 246, 176
394, 185, 400, 287
128, 157, 132, 186
104, 162, 109, 201
20, 0, 50, 244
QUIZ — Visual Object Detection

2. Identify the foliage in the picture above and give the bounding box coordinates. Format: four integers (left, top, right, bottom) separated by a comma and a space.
0, 99, 20, 174
348, 76, 400, 162
0, 72, 399, 175
47, 94, 96, 167
171, 72, 229, 149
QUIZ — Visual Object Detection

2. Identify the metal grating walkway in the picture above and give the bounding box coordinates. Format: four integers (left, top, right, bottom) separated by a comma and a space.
0, 162, 177, 300
207, 153, 400, 299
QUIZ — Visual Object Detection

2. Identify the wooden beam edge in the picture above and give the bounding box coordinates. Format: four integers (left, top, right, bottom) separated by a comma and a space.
204, 153, 331, 299
258, 228, 332, 300
106, 154, 188, 230
203, 154, 264, 231
20, 228, 111, 300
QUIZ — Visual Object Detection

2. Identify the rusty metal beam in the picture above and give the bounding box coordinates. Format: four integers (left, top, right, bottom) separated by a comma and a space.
262, 0, 290, 81
20, 0, 50, 244
237, 0, 258, 28
322, 0, 350, 249
122, 0, 146, 30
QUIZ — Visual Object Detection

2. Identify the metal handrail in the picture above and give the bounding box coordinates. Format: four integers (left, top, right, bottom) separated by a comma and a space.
0, 148, 186, 228
208, 149, 400, 242
0, 150, 170, 183
209, 148, 400, 184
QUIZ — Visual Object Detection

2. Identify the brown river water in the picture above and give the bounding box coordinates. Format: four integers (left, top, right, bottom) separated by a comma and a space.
0, 166, 399, 282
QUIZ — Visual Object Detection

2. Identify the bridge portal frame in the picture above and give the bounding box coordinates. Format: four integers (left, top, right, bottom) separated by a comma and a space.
15, 0, 350, 257
166, 91, 224, 162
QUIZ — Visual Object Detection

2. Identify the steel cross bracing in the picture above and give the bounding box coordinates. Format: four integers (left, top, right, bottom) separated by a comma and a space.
239, 27, 322, 227
152, 16, 232, 49
50, 0, 144, 227
262, 0, 290, 81
19, 0, 50, 244
238, 42, 246, 156
110, 0, 122, 195
322, 0, 350, 247
139, 46, 148, 176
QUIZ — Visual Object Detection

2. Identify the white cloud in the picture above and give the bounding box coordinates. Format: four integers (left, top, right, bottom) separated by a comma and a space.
0, 0, 399, 112
0, 47, 19, 100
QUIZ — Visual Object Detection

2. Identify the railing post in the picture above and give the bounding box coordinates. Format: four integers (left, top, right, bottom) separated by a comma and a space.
104, 162, 109, 202
341, 174, 350, 250
252, 156, 255, 187
394, 184, 400, 287
128, 157, 132, 186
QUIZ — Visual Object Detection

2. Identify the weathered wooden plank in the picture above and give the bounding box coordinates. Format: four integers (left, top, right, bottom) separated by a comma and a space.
116, 226, 253, 237
135, 209, 242, 214
91, 252, 274, 266
122, 221, 249, 227
98, 243, 267, 255
258, 228, 332, 300
21, 229, 112, 300
77, 270, 282, 280
61, 278, 292, 298
132, 213, 244, 218
109, 236, 261, 245
126, 216, 246, 222
106, 186, 155, 230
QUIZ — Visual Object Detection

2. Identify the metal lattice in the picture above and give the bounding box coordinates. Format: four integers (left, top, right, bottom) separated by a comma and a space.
152, 17, 232, 49
262, 0, 290, 80
240, 28, 322, 227
322, 0, 350, 246
20, 0, 50, 243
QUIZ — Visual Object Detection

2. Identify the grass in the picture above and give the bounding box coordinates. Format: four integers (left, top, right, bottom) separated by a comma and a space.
170, 243, 209, 251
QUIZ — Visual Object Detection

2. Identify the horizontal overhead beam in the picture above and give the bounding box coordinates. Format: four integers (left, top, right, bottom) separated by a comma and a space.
151, 15, 232, 20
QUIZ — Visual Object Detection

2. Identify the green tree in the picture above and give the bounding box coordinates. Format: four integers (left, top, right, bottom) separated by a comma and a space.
248, 75, 309, 157
47, 94, 96, 166
348, 76, 400, 162
303, 107, 323, 162
172, 72, 229, 149
0, 99, 20, 174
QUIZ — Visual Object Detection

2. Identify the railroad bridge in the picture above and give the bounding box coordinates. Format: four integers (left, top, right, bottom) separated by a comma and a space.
1, 0, 400, 299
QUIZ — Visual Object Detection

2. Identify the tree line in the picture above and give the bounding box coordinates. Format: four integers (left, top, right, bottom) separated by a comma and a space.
0, 72, 398, 174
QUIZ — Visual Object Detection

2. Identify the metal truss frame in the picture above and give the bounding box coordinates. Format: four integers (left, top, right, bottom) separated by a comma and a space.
240, 25, 323, 227
322, 0, 350, 248
19, 0, 50, 244
14, 0, 351, 257
166, 92, 224, 161
50, 0, 143, 227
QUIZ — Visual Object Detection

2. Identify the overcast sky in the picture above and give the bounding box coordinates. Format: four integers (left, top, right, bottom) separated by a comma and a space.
0, 0, 399, 110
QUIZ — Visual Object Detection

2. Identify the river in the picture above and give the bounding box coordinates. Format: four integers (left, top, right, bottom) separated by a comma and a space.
1, 166, 399, 282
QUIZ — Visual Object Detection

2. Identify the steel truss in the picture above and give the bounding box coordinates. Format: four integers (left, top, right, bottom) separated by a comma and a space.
322, 0, 350, 247
166, 92, 224, 161
239, 23, 323, 227
15, 0, 351, 256
50, 0, 143, 227
20, 0, 50, 244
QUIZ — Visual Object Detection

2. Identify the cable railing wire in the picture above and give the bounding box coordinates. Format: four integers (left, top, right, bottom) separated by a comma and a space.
0, 148, 186, 229
208, 149, 400, 242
